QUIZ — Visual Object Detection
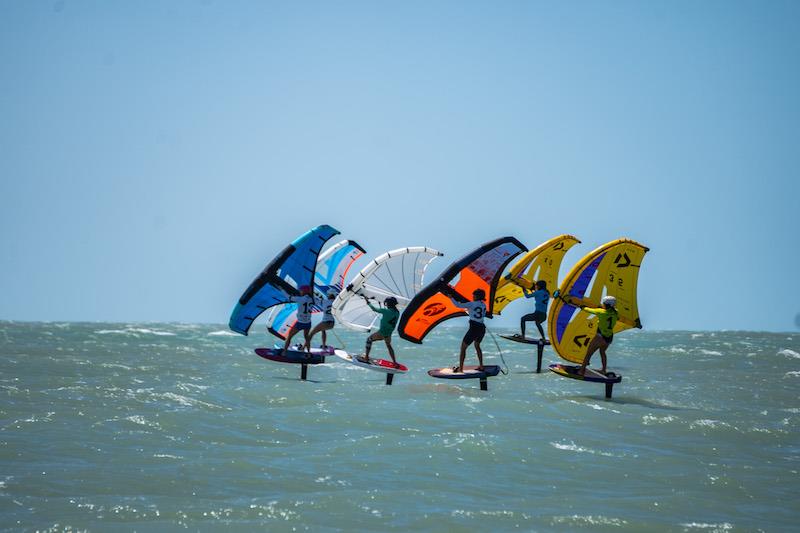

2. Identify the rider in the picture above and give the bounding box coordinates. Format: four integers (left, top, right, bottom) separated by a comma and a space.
519, 280, 550, 341
305, 289, 338, 350
359, 296, 400, 365
577, 295, 619, 375
449, 288, 488, 372
282, 285, 314, 353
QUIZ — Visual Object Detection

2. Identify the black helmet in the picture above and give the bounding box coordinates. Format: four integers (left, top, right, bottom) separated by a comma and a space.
472, 288, 486, 300
384, 296, 398, 307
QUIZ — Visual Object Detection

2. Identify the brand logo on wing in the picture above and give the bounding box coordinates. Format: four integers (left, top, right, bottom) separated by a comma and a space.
573, 334, 591, 348
422, 302, 447, 317
613, 252, 632, 268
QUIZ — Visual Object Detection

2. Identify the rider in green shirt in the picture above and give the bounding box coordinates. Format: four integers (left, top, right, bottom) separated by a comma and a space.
358, 296, 400, 365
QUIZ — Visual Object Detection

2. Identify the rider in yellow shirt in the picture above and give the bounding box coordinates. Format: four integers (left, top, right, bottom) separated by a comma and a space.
577, 295, 619, 375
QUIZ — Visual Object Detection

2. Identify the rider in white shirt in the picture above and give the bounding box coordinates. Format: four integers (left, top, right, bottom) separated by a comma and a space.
282, 285, 314, 352
305, 289, 338, 350
449, 288, 488, 372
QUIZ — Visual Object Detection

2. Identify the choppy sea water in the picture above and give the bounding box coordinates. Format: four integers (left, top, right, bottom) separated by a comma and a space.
1, 321, 798, 532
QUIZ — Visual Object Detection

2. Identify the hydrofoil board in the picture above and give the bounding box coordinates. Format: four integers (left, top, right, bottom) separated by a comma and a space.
333, 350, 408, 374
548, 363, 621, 384
499, 334, 550, 346
273, 343, 336, 355
255, 347, 326, 365
428, 365, 501, 379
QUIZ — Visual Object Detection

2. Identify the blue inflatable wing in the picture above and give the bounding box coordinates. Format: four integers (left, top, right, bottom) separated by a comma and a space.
266, 240, 366, 339
228, 225, 340, 335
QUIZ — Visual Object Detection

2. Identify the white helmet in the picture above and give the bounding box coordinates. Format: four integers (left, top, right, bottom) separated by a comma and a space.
327, 289, 339, 298
601, 295, 617, 307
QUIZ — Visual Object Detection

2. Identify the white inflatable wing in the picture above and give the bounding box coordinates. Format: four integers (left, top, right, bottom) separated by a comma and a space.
332, 246, 443, 332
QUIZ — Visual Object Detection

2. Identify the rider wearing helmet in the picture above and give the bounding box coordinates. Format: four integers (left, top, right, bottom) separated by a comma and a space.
447, 287, 489, 372
358, 295, 400, 365
575, 294, 619, 375
282, 285, 315, 353
601, 295, 617, 306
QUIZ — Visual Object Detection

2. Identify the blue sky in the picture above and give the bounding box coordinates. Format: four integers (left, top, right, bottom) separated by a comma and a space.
1, 1, 798, 331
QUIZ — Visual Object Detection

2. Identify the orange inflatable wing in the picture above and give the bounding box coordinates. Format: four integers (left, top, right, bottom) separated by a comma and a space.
398, 237, 526, 344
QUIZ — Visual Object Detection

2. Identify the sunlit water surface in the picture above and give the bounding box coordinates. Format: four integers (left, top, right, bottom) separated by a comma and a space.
1, 322, 798, 532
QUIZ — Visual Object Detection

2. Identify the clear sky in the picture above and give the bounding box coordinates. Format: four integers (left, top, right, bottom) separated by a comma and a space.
1, 1, 798, 331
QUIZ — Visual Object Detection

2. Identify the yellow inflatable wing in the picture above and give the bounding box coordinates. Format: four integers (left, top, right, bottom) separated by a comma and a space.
493, 234, 580, 315
547, 239, 649, 364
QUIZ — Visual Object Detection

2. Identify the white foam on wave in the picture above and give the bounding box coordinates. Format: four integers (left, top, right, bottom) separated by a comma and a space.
100, 363, 132, 371
208, 330, 238, 337
441, 432, 480, 448
130, 328, 176, 336
778, 348, 800, 359
784, 371, 800, 378
679, 522, 733, 531
459, 395, 486, 405
643, 415, 676, 425
550, 440, 618, 457
748, 426, 778, 434
125, 415, 161, 429
567, 399, 620, 414
452, 509, 526, 519
589, 402, 620, 414
699, 349, 723, 356
690, 419, 731, 430
95, 329, 129, 335
177, 382, 210, 392
96, 327, 176, 337
551, 515, 628, 527
3, 411, 56, 430
247, 501, 298, 521
668, 347, 688, 353
314, 475, 350, 487
92, 415, 161, 430
160, 392, 227, 410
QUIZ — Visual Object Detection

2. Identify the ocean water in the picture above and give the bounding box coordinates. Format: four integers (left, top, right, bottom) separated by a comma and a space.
1, 321, 798, 532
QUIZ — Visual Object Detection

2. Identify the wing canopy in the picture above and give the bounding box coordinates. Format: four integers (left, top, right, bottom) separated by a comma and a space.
266, 240, 365, 339
547, 239, 649, 363
493, 234, 581, 314
332, 247, 443, 332
399, 237, 526, 344
228, 225, 339, 335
